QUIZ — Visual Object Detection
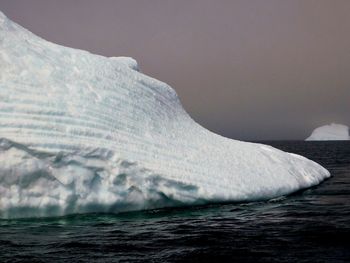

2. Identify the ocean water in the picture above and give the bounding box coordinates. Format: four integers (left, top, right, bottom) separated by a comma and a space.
0, 141, 349, 263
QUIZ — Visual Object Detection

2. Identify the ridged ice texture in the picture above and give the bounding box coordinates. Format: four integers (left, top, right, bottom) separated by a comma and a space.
306, 123, 350, 141
0, 11, 330, 218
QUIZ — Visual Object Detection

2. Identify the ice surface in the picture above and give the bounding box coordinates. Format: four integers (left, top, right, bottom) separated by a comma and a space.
0, 11, 330, 218
306, 123, 350, 141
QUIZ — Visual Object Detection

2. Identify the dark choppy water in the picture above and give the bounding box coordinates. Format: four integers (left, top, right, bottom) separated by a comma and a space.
0, 141, 349, 262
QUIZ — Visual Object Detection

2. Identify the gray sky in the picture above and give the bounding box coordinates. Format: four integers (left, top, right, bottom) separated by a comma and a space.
1, 0, 349, 140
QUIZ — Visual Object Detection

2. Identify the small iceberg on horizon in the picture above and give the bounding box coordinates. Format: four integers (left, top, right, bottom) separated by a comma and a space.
0, 11, 330, 219
306, 123, 350, 141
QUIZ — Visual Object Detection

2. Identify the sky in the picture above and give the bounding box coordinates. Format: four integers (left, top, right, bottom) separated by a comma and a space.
0, 0, 349, 140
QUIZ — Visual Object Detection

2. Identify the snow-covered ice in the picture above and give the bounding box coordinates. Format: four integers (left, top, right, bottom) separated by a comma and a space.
0, 11, 330, 218
306, 123, 350, 141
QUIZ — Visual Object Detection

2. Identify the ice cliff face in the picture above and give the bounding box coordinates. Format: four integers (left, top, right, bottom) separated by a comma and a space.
306, 123, 350, 141
0, 11, 330, 218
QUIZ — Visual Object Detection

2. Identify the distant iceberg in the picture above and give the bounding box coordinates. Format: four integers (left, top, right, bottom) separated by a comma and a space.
0, 11, 330, 218
306, 123, 350, 141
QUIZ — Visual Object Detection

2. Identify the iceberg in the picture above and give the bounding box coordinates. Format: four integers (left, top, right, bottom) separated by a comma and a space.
0, 11, 330, 218
306, 123, 350, 141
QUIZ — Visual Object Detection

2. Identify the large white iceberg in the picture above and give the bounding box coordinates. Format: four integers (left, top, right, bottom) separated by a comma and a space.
306, 123, 350, 141
0, 11, 330, 218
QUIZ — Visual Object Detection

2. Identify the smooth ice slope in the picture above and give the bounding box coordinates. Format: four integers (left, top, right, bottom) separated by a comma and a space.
306, 123, 350, 141
0, 11, 330, 218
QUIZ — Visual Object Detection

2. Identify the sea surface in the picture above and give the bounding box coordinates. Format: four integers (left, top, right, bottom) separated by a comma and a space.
0, 141, 349, 262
